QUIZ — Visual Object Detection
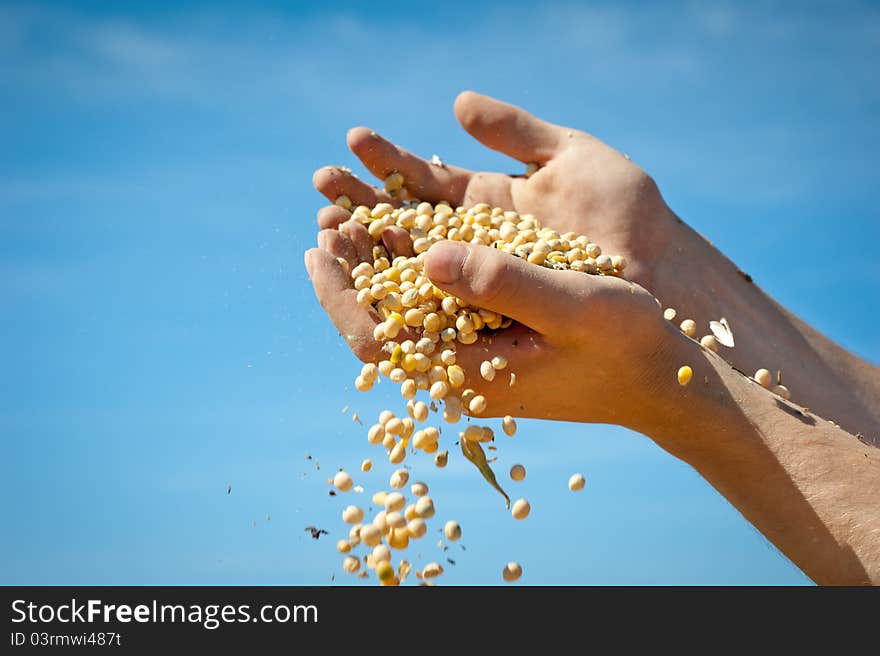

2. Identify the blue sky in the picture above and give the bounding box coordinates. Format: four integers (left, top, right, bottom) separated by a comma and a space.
1, 0, 878, 585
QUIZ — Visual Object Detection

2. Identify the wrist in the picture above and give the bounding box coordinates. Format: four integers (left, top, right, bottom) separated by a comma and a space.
620, 318, 752, 465
622, 320, 704, 441
645, 211, 878, 437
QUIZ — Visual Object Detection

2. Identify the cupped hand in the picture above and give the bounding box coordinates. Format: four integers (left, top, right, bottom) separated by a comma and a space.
304, 91, 691, 426
305, 227, 674, 428
312, 90, 680, 292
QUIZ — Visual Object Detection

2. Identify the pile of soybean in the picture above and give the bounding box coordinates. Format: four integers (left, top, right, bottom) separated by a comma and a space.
324, 195, 792, 585
327, 198, 603, 585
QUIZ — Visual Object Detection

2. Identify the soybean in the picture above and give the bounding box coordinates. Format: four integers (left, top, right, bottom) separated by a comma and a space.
677, 366, 693, 386
511, 498, 531, 520
444, 520, 462, 541
502, 562, 523, 583
754, 368, 773, 388
333, 470, 353, 492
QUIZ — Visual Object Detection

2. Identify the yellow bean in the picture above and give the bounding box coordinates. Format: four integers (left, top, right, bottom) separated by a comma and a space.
677, 365, 693, 386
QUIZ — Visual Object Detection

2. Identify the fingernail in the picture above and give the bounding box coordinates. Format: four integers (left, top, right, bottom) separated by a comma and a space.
304, 249, 315, 276
425, 240, 467, 284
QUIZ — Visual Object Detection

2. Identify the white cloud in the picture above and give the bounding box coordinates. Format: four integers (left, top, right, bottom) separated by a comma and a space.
78, 19, 180, 70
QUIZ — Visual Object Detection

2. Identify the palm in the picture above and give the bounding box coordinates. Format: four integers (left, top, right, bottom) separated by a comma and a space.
464, 150, 671, 286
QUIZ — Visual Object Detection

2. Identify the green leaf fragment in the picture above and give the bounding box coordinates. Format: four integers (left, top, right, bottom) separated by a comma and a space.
460, 438, 510, 509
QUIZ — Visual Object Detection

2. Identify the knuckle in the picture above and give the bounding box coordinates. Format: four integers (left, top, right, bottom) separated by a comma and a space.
633, 169, 659, 197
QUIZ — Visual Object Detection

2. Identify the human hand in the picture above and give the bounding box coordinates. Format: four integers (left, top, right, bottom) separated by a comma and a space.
305, 90, 879, 436
312, 91, 679, 294
305, 214, 677, 428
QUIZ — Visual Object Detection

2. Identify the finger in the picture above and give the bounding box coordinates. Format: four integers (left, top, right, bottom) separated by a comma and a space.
381, 225, 414, 258
423, 240, 587, 336
305, 248, 420, 362
454, 90, 564, 164
338, 219, 374, 263
317, 229, 358, 270
312, 166, 394, 207
305, 248, 384, 362
317, 204, 352, 229
347, 127, 471, 205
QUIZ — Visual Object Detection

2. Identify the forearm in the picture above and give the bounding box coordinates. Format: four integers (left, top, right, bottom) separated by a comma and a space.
634, 326, 880, 585
647, 214, 880, 440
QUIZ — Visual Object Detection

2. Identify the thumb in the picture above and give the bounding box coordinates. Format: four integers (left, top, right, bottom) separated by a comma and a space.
424, 240, 582, 335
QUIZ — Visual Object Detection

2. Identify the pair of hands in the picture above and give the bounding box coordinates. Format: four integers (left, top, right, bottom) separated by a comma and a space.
305, 91, 687, 427
307, 95, 880, 585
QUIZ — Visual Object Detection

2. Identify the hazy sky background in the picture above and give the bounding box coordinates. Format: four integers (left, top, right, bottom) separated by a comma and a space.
2, 0, 878, 585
